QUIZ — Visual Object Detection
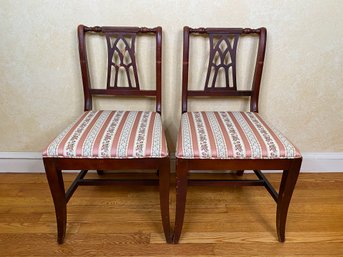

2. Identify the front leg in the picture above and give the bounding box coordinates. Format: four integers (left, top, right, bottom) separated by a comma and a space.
158, 158, 172, 243
276, 158, 301, 242
173, 159, 189, 244
43, 158, 67, 244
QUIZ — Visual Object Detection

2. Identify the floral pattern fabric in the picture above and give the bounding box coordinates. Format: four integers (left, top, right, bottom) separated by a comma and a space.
43, 111, 168, 159
176, 112, 301, 159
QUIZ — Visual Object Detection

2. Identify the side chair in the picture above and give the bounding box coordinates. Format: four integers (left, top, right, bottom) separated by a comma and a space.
173, 26, 302, 243
42, 25, 171, 244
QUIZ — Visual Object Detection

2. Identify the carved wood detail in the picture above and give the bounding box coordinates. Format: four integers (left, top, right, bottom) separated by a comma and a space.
105, 33, 140, 90
204, 33, 239, 90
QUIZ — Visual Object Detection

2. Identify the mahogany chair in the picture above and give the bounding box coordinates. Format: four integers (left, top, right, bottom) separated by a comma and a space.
173, 26, 302, 243
42, 25, 171, 244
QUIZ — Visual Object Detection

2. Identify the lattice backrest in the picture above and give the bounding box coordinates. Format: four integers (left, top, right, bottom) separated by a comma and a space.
205, 32, 239, 90
78, 25, 162, 113
105, 31, 140, 90
182, 27, 267, 113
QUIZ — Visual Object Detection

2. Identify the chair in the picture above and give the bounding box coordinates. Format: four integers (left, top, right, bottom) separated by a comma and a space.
42, 25, 171, 244
173, 26, 302, 243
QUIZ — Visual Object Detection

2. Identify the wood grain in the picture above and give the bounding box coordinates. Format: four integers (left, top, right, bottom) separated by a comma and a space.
0, 173, 342, 256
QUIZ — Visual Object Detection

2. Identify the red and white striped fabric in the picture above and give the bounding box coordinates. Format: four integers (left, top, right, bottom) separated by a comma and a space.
176, 112, 301, 159
43, 111, 168, 159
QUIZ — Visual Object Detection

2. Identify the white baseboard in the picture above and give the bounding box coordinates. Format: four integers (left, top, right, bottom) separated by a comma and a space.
0, 152, 44, 173
300, 152, 343, 172
0, 152, 342, 173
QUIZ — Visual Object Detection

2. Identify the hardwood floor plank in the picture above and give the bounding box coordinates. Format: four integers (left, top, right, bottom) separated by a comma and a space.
0, 213, 42, 223
0, 234, 214, 256
214, 242, 343, 256
0, 222, 80, 233
152, 232, 343, 244
77, 222, 164, 234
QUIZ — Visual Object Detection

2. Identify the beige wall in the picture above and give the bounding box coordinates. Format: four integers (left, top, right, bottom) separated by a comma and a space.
0, 0, 342, 153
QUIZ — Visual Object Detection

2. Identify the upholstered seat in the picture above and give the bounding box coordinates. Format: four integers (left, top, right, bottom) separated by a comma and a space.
176, 111, 301, 159
44, 110, 168, 159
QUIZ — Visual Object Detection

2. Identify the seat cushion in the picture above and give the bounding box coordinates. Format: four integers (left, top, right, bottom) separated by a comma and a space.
176, 112, 301, 159
43, 111, 168, 159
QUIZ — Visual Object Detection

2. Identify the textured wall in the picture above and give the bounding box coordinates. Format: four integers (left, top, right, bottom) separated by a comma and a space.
0, 0, 342, 152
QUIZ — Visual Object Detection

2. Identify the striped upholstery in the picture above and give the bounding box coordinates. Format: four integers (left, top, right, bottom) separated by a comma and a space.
43, 111, 168, 159
176, 112, 301, 159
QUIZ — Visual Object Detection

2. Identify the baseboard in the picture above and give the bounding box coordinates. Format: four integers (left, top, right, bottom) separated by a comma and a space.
0, 152, 342, 173
0, 152, 44, 173
300, 152, 343, 172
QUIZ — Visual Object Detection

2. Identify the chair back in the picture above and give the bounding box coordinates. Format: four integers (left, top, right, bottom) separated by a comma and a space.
181, 26, 267, 113
78, 25, 162, 113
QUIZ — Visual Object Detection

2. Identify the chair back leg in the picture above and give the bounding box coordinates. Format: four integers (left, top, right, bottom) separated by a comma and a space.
236, 170, 244, 176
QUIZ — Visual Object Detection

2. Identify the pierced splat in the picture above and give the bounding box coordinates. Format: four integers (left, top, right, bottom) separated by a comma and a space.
105, 33, 140, 89
204, 33, 239, 91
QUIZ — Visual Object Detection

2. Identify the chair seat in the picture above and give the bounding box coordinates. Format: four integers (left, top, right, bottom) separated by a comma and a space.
43, 110, 168, 159
176, 112, 301, 159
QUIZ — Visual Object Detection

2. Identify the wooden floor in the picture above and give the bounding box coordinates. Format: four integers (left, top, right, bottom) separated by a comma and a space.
0, 172, 342, 256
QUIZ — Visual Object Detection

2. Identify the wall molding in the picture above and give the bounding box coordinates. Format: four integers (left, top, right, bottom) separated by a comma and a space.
0, 152, 342, 173
300, 152, 343, 172
0, 152, 44, 173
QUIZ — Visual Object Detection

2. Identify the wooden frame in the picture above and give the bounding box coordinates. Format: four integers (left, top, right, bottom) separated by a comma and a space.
43, 25, 171, 244
173, 26, 302, 243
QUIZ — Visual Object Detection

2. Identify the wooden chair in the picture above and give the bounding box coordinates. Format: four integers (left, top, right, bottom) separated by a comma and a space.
173, 26, 302, 243
42, 25, 171, 244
